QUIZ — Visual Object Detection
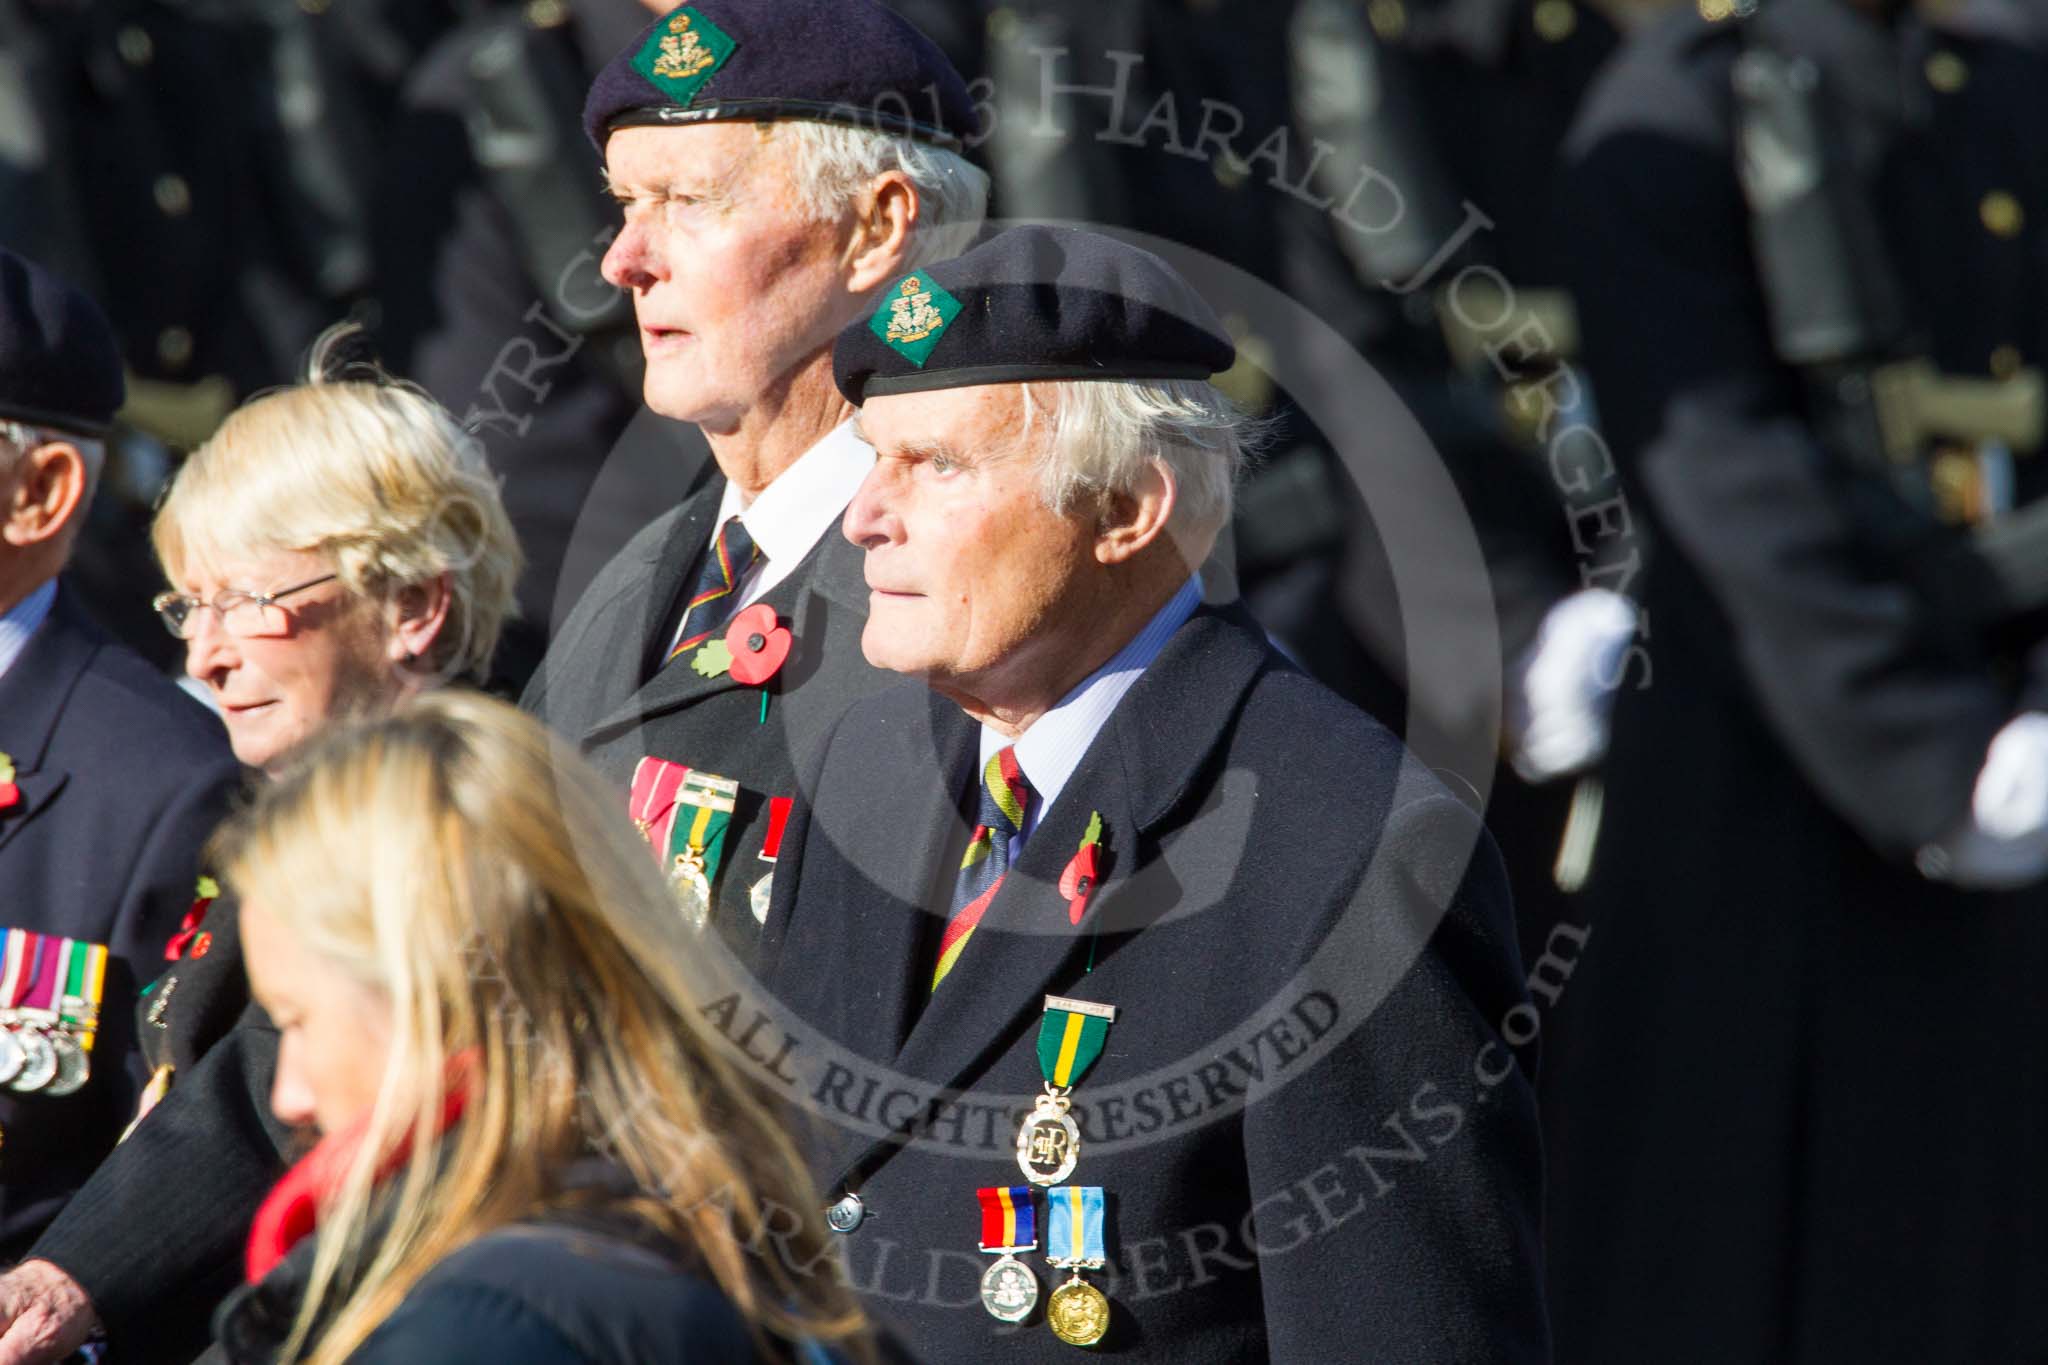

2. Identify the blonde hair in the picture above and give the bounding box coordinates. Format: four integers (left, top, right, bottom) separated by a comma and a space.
769, 120, 988, 268
216, 692, 871, 1365
152, 327, 521, 681
1020, 378, 1256, 541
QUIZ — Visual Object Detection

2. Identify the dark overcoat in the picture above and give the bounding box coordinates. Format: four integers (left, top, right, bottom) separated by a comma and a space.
762, 604, 1549, 1362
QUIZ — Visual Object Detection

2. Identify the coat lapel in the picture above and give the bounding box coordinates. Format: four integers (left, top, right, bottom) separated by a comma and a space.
0, 585, 99, 857
822, 606, 1280, 1187
589, 512, 860, 742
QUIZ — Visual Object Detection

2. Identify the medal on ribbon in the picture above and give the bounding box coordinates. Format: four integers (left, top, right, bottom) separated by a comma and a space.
666, 770, 738, 930
975, 1185, 1041, 1322
2, 933, 60, 1093
1017, 996, 1116, 1186
1044, 1185, 1111, 1347
46, 937, 106, 1096
750, 795, 793, 925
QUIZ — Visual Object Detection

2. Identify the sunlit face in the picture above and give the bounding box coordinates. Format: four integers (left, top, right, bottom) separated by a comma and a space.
243, 898, 393, 1136
173, 547, 400, 773
599, 124, 854, 431
844, 385, 1109, 702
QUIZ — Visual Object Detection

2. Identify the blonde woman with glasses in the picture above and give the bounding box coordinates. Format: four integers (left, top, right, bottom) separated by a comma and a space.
208, 692, 870, 1365
0, 329, 524, 1363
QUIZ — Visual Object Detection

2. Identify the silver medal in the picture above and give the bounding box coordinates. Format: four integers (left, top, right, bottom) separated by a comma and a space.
979, 1252, 1040, 1322
43, 1032, 88, 1097
10, 1028, 56, 1093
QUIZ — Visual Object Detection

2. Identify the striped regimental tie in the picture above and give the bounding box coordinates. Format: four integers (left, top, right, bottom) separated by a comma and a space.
666, 516, 762, 663
932, 746, 1034, 990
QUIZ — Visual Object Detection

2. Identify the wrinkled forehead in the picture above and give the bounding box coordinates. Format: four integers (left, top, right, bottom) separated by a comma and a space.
601, 121, 771, 196
854, 383, 1033, 456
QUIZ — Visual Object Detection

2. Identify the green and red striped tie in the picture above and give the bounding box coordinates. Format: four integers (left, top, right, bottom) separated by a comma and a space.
933, 747, 1033, 990
667, 517, 761, 663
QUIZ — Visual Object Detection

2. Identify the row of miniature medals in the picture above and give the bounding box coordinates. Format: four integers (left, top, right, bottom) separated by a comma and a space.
0, 927, 108, 1108
981, 995, 1119, 1347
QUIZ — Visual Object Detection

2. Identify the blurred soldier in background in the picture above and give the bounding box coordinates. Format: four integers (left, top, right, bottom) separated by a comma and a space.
374, 0, 715, 690
1546, 0, 2048, 1359
0, 0, 462, 668
896, 0, 1654, 963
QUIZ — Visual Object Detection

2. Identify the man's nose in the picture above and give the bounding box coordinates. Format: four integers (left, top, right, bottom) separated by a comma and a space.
601, 217, 659, 292
842, 462, 902, 549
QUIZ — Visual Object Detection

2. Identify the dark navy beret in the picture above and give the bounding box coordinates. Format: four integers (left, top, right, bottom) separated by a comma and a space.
833, 225, 1237, 404
582, 0, 975, 152
0, 248, 123, 437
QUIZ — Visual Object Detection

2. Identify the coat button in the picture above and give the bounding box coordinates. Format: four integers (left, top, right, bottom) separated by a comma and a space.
1925, 51, 1968, 93
1980, 191, 2025, 239
1534, 0, 1577, 42
154, 174, 191, 218
825, 1191, 865, 1233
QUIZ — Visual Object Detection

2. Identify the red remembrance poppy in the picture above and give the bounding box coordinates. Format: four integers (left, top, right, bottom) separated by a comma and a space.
725, 603, 792, 686
1059, 842, 1100, 925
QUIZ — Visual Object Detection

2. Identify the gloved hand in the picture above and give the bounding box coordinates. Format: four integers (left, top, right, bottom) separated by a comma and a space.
1917, 713, 2048, 889
1506, 588, 1640, 784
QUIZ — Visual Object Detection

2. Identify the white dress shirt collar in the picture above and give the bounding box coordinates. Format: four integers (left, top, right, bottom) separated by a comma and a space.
0, 579, 57, 687
979, 574, 1204, 839
716, 419, 872, 607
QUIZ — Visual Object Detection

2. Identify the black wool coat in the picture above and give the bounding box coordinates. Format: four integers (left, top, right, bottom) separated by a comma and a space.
524, 472, 894, 973
0, 583, 242, 1260
760, 605, 1549, 1363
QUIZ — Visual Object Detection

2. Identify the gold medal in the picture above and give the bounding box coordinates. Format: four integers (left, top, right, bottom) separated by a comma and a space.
979, 1252, 1039, 1322
1047, 1274, 1110, 1347
1016, 1088, 1081, 1186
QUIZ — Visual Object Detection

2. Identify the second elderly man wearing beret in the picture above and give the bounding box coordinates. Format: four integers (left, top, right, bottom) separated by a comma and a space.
525, 0, 988, 968
0, 2, 987, 1359
761, 225, 1550, 1359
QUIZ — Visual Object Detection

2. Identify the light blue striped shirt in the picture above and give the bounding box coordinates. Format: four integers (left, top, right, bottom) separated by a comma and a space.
0, 580, 56, 686
979, 574, 1204, 847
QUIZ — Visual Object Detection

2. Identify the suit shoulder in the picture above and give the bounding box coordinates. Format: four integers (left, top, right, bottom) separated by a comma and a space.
1231, 661, 1487, 836
64, 639, 233, 769
1568, 8, 1735, 161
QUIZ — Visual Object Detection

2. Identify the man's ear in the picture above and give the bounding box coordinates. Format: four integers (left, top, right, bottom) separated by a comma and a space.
386, 571, 454, 664
1, 441, 90, 550
1095, 460, 1177, 566
844, 172, 921, 292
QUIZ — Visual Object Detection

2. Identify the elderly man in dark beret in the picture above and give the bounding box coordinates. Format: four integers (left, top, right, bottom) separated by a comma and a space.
525, 0, 988, 961
760, 225, 1550, 1361
0, 4, 985, 1360
0, 249, 239, 1276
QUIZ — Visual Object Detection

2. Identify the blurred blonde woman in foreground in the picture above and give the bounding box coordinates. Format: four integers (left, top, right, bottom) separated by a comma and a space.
208, 692, 870, 1365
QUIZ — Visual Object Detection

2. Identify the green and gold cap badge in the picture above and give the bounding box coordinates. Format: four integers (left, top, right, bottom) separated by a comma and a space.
629, 6, 736, 106
870, 273, 963, 367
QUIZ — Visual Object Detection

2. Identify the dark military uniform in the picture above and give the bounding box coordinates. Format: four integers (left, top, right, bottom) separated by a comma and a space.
34, 898, 285, 1365
1544, 1, 2048, 1359
523, 477, 892, 970
765, 608, 1548, 1363
0, 586, 241, 1262
758, 222, 1548, 1362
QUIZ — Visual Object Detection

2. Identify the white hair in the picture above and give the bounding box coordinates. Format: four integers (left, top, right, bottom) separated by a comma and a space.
769, 121, 989, 267
2, 419, 107, 491
1019, 379, 1258, 540
152, 325, 522, 683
